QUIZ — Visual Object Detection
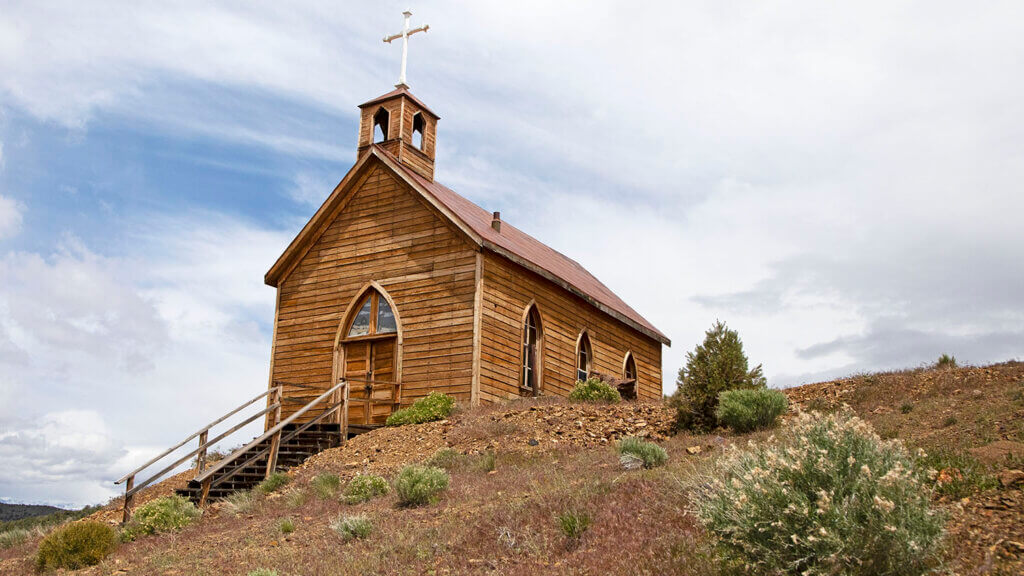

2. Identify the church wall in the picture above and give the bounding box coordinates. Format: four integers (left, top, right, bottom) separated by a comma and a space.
271, 161, 478, 420
477, 252, 663, 402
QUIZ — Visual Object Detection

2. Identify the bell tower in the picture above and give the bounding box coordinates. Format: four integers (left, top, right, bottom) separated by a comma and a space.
357, 88, 439, 181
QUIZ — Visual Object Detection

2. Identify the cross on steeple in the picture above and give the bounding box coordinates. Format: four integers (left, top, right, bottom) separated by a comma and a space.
383, 10, 429, 88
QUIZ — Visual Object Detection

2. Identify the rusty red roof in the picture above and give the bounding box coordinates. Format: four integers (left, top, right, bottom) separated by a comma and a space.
358, 86, 440, 119
379, 148, 670, 345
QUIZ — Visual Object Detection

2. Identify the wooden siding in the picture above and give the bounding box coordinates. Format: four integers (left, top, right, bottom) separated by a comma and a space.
271, 162, 477, 419
478, 251, 663, 402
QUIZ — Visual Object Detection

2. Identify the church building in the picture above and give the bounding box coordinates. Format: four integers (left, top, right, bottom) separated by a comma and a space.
263, 83, 671, 429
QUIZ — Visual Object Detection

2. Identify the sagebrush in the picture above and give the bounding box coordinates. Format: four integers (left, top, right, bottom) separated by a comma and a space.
331, 514, 372, 541
617, 437, 668, 469
715, 387, 788, 433
568, 378, 621, 403
671, 320, 765, 431
693, 409, 946, 576
342, 474, 390, 504
35, 521, 118, 570
386, 392, 456, 426
122, 495, 201, 541
394, 465, 449, 507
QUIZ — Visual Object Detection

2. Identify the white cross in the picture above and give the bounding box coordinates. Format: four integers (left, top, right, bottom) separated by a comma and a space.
383, 10, 429, 88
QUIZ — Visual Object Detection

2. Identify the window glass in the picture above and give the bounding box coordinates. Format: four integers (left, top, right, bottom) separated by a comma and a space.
347, 297, 372, 337
376, 297, 397, 333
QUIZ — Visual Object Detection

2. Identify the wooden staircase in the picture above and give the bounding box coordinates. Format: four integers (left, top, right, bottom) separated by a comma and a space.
115, 380, 350, 522
175, 423, 342, 502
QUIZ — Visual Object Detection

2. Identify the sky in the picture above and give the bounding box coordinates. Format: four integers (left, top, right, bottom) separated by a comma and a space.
0, 1, 1022, 507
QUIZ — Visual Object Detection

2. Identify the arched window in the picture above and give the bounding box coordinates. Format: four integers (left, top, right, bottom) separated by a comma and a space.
411, 112, 425, 150
373, 108, 390, 143
576, 330, 593, 382
622, 352, 638, 400
346, 289, 397, 338
521, 305, 542, 395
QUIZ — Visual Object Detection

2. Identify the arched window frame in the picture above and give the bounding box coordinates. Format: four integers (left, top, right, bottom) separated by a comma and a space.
332, 282, 404, 381
373, 107, 390, 143
621, 351, 638, 400
575, 329, 593, 383
519, 302, 544, 396
411, 112, 425, 150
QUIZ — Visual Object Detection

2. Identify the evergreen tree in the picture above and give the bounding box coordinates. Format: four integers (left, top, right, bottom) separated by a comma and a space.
671, 320, 766, 431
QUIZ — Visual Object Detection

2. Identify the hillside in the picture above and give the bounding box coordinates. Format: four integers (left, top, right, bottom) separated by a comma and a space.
0, 504, 63, 523
2, 362, 1022, 575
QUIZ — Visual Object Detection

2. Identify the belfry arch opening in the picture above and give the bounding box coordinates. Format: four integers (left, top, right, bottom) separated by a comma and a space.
373, 108, 390, 142
412, 112, 425, 150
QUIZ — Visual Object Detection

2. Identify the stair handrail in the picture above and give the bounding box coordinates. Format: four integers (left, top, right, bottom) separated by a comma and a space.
191, 379, 348, 504
114, 385, 282, 523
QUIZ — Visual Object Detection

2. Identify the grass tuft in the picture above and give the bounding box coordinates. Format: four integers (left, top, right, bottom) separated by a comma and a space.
311, 473, 341, 500
617, 437, 668, 469
278, 518, 295, 535
556, 509, 592, 540
223, 490, 259, 516
917, 449, 999, 499
394, 465, 450, 507
257, 472, 291, 494
330, 514, 372, 542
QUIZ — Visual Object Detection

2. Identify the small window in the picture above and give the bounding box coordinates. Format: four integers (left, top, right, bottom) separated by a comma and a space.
521, 305, 542, 394
346, 289, 397, 338
373, 107, 390, 142
411, 112, 425, 150
576, 331, 593, 382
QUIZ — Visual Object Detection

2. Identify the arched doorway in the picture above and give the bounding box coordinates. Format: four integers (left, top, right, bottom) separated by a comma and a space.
336, 285, 401, 427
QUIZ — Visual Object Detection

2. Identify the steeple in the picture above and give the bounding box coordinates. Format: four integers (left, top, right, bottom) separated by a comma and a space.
357, 87, 439, 181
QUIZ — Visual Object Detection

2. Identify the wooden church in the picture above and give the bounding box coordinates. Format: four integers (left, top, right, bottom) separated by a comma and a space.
262, 83, 671, 429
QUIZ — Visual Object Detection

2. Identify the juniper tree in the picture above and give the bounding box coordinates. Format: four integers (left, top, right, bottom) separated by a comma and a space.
671, 320, 766, 431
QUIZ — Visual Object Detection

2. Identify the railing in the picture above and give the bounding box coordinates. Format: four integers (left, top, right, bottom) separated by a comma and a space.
114, 380, 349, 523
190, 380, 349, 507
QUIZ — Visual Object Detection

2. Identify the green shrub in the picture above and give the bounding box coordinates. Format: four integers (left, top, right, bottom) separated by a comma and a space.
568, 378, 621, 403
394, 465, 449, 507
342, 474, 390, 504
386, 392, 455, 426
556, 510, 591, 540
715, 388, 789, 433
257, 472, 291, 494
311, 473, 341, 499
247, 570, 278, 576
424, 448, 463, 471
917, 449, 998, 499
941, 416, 957, 428
670, 321, 766, 431
122, 495, 201, 541
617, 436, 668, 469
900, 402, 913, 414
278, 518, 295, 535
477, 451, 496, 472
330, 514, 372, 541
223, 490, 259, 516
693, 409, 946, 576
0, 528, 31, 549
936, 354, 957, 368
35, 521, 118, 570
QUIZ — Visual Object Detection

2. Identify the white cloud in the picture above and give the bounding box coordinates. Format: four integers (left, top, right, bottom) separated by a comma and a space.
0, 193, 21, 240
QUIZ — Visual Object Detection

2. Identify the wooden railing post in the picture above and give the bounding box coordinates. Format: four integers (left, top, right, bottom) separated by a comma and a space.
197, 430, 209, 473
265, 386, 283, 478
121, 475, 135, 524
199, 477, 211, 508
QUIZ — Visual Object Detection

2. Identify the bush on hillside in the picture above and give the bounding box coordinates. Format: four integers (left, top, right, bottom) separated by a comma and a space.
257, 472, 291, 494
693, 409, 946, 576
121, 495, 202, 541
311, 473, 341, 499
394, 465, 449, 507
556, 509, 592, 540
936, 354, 957, 369
330, 514, 373, 541
715, 388, 789, 433
223, 490, 259, 516
386, 392, 456, 426
35, 521, 118, 570
0, 528, 31, 549
569, 378, 621, 403
617, 437, 668, 469
341, 474, 390, 505
671, 321, 766, 431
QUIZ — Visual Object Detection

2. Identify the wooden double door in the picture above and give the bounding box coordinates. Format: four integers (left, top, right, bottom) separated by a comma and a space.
343, 337, 399, 426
